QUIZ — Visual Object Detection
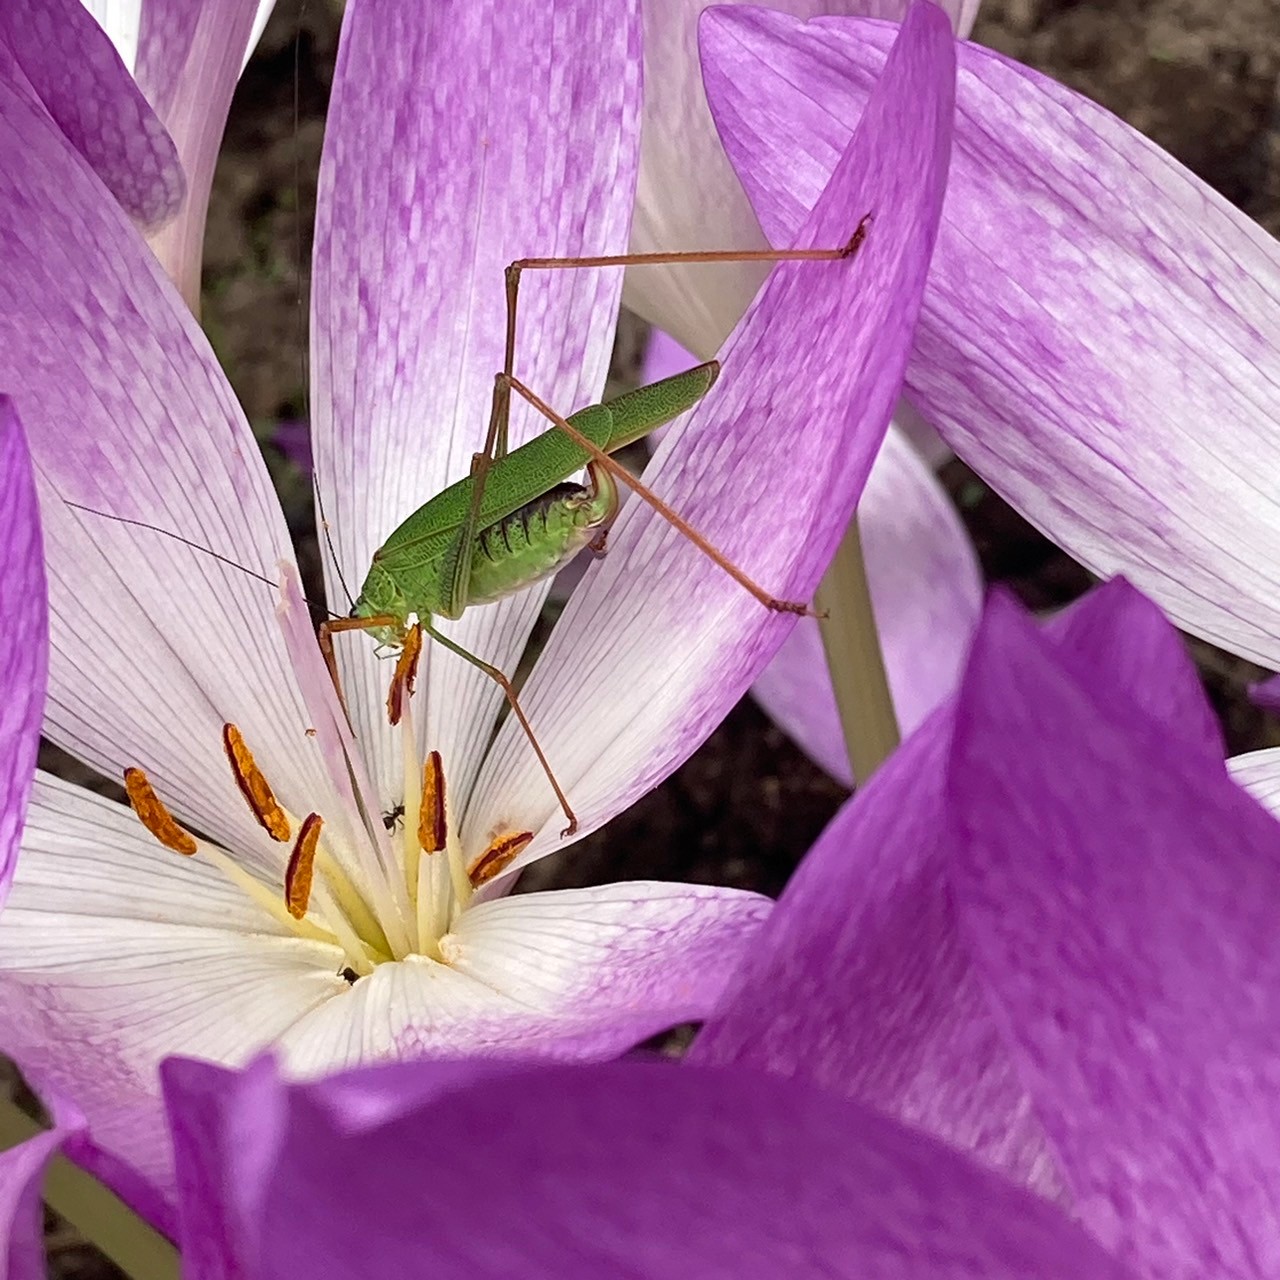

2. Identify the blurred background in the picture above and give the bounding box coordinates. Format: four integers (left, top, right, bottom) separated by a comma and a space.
37, 0, 1280, 1271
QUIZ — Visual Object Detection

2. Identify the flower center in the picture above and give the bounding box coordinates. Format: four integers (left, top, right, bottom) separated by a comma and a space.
122, 636, 533, 976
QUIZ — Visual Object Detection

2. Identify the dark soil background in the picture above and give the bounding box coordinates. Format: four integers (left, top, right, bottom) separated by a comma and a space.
39, 0, 1280, 1272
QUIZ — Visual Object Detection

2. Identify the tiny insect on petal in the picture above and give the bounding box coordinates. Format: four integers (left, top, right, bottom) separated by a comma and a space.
386, 623, 423, 726
123, 767, 197, 856
418, 750, 446, 854
285, 813, 323, 920
222, 723, 291, 841
468, 831, 533, 888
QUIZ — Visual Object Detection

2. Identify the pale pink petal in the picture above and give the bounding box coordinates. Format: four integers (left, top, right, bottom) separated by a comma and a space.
753, 424, 980, 785
1228, 748, 1280, 816
628, 0, 978, 358
467, 2, 956, 865
311, 0, 643, 815
136, 0, 269, 305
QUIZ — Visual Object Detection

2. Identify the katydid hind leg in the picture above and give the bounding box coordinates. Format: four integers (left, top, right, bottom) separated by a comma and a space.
500, 373, 818, 618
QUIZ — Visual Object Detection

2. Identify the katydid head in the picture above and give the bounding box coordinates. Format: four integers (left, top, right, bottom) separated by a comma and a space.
352, 557, 412, 647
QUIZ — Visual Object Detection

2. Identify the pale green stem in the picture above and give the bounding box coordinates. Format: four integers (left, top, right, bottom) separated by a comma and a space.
814, 512, 900, 785
0, 1095, 180, 1279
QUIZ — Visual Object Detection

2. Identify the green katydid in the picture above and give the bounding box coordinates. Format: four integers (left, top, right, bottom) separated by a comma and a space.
317, 221, 871, 836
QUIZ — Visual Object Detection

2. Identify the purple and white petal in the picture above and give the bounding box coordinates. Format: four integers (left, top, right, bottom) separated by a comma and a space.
700, 11, 1280, 672
279, 883, 768, 1071
312, 0, 642, 816
166, 1055, 1136, 1280
0, 50, 338, 856
136, 0, 272, 305
0, 0, 183, 228
950, 592, 1280, 1279
629, 0, 978, 357
467, 1, 956, 865
754, 423, 980, 785
0, 781, 345, 1220
695, 580, 1218, 1203
0, 403, 47, 907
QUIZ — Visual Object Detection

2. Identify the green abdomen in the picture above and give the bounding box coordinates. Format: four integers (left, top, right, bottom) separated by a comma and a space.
467, 483, 603, 605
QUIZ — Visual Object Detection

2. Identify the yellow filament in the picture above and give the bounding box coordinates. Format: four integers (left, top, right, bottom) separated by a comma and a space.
401, 694, 423, 925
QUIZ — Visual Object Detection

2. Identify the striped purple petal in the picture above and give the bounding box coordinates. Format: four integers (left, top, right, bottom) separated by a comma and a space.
949, 590, 1280, 1278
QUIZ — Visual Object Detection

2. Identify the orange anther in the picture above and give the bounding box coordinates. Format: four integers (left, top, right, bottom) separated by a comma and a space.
386, 624, 424, 726
468, 831, 533, 888
123, 767, 197, 856
418, 750, 447, 854
285, 813, 323, 920
222, 724, 291, 842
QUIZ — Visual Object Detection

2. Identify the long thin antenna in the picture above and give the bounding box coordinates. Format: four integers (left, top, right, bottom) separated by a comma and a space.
62, 500, 345, 623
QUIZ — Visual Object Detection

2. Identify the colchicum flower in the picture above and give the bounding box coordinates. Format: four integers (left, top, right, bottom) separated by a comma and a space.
0, 0, 955, 1229
13, 578, 1231, 1280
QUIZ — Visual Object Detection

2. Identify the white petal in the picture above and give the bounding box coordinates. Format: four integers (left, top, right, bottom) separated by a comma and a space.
278, 882, 769, 1074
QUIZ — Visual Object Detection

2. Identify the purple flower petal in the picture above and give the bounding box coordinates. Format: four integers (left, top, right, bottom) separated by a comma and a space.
466, 1, 956, 861
0, 0, 183, 228
0, 53, 336, 855
0, 401, 47, 907
950, 592, 1280, 1280
277, 883, 770, 1071
0, 1100, 80, 1280
311, 0, 643, 816
162, 1055, 284, 1279
754, 424, 981, 785
699, 11, 1280, 672
136, 0, 270, 304
628, 0, 978, 357
164, 1054, 1137, 1280
694, 579, 1217, 1202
